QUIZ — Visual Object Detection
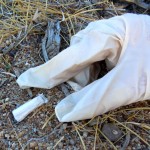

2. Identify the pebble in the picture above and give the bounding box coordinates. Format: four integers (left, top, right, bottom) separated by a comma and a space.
33, 128, 37, 133
83, 132, 88, 138
5, 134, 10, 139
58, 142, 63, 148
25, 62, 30, 66
132, 137, 139, 142
137, 143, 141, 149
38, 143, 42, 147
40, 114, 44, 117
127, 146, 132, 150
18, 130, 26, 138
5, 98, 9, 102
3, 113, 6, 117
11, 134, 15, 139
29, 141, 37, 148
6, 40, 10, 45
35, 146, 39, 150
62, 123, 67, 130
47, 147, 51, 150
0, 131, 4, 139
70, 139, 75, 145
11, 143, 16, 148
12, 35, 16, 40
50, 143, 53, 146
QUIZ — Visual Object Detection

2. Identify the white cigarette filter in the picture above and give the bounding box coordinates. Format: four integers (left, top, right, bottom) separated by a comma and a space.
12, 94, 48, 122
17, 13, 150, 122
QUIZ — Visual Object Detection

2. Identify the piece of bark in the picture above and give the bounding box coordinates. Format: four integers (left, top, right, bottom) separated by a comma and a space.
42, 21, 61, 60
41, 21, 70, 96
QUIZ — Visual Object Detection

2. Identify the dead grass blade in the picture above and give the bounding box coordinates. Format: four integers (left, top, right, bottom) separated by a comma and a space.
126, 122, 150, 130
52, 136, 64, 149
71, 117, 96, 133
93, 116, 100, 150
72, 122, 86, 150
42, 113, 55, 129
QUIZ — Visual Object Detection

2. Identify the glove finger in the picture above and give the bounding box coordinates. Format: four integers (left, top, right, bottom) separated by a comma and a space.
55, 62, 146, 122
17, 17, 124, 89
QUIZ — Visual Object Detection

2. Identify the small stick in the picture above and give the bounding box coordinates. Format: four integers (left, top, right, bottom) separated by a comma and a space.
121, 132, 130, 150
123, 0, 150, 9
42, 30, 49, 62
52, 136, 64, 149
0, 71, 16, 78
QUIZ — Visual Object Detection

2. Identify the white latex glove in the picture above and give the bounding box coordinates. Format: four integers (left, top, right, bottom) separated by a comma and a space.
17, 13, 150, 122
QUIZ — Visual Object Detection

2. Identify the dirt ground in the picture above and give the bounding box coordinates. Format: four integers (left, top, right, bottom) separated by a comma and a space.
0, 0, 150, 150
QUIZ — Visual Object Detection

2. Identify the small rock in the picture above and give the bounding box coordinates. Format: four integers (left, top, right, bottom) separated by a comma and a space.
5, 98, 9, 102
18, 130, 26, 138
3, 113, 6, 117
83, 132, 88, 138
38, 143, 42, 147
12, 36, 16, 40
47, 147, 51, 150
50, 143, 53, 146
127, 146, 132, 150
58, 142, 63, 148
12, 143, 16, 148
33, 128, 37, 133
35, 146, 39, 150
62, 123, 67, 130
70, 139, 75, 145
116, 145, 120, 148
5, 134, 10, 139
6, 40, 10, 45
11, 134, 15, 139
40, 114, 44, 117
29, 142, 37, 148
102, 123, 122, 141
137, 143, 141, 149
25, 62, 29, 66
0, 131, 4, 139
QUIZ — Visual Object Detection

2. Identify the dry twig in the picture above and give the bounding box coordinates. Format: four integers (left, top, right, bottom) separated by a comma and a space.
123, 0, 150, 9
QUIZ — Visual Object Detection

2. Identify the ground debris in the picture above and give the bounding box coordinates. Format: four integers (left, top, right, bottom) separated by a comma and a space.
123, 0, 150, 9
121, 131, 131, 150
102, 123, 123, 142
42, 20, 70, 96
0, 0, 150, 149
42, 20, 61, 61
